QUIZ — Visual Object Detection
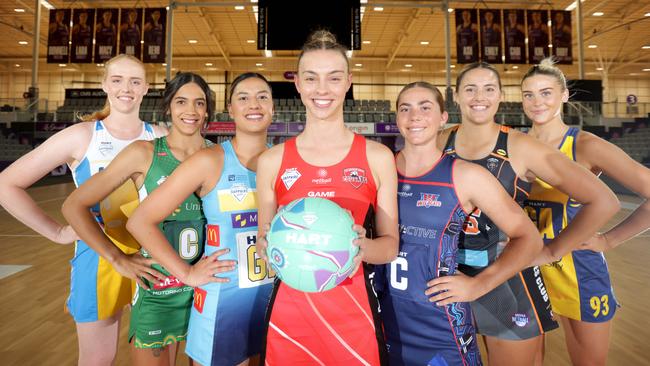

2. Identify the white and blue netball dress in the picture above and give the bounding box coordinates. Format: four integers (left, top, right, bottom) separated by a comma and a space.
185, 140, 274, 366
67, 120, 156, 322
377, 154, 482, 366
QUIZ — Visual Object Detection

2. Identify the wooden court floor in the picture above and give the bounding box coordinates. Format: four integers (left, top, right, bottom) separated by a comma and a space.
0, 182, 648, 365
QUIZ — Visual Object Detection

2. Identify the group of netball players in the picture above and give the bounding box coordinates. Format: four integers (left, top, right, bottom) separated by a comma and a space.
0, 27, 649, 366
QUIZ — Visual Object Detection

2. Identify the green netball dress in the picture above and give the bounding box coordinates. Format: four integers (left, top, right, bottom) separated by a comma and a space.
129, 137, 206, 349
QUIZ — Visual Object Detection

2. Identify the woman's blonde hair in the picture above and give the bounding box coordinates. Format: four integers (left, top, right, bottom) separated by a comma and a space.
521, 57, 567, 91
80, 54, 146, 122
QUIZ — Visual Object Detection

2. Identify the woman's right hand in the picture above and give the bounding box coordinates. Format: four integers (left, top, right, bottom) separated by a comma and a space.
111, 252, 166, 290
256, 223, 271, 262
183, 248, 236, 288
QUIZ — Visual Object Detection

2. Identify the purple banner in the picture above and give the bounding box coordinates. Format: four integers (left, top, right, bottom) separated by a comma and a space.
267, 123, 287, 134
94, 9, 118, 63
47, 9, 71, 63
527, 10, 550, 64
480, 9, 502, 63
455, 9, 479, 64
143, 8, 166, 63
551, 10, 573, 64
71, 9, 95, 63
288, 123, 305, 134
119, 8, 143, 59
503, 9, 526, 64
375, 123, 400, 134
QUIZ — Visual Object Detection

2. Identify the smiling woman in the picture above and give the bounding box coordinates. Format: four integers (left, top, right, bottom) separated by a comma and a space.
62, 72, 212, 366
0, 53, 165, 365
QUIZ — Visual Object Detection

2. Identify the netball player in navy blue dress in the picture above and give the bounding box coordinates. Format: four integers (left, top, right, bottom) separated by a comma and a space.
377, 82, 543, 366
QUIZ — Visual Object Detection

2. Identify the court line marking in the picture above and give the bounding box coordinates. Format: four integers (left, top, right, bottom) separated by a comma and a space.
0, 265, 32, 280
0, 234, 42, 237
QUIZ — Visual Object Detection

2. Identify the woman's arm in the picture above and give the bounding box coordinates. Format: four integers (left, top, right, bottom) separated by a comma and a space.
578, 132, 650, 250
127, 147, 235, 287
362, 141, 399, 264
0, 123, 91, 243
511, 132, 619, 264
255, 145, 283, 262
427, 160, 542, 305
62, 140, 164, 288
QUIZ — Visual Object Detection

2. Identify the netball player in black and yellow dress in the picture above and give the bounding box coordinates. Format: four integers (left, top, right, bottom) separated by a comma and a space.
522, 58, 650, 366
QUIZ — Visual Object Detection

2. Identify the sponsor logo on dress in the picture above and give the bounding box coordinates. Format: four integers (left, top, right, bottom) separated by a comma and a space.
399, 224, 437, 239
157, 151, 167, 157
231, 212, 258, 228
512, 313, 529, 327
153, 275, 184, 290
307, 191, 335, 198
156, 176, 167, 186
193, 287, 207, 313
148, 330, 162, 335
206, 224, 220, 246
416, 193, 442, 208
496, 148, 507, 157
98, 141, 113, 156
486, 157, 499, 172
230, 183, 249, 202
312, 168, 332, 184
228, 174, 247, 182
398, 183, 413, 197
281, 168, 301, 190
343, 167, 368, 189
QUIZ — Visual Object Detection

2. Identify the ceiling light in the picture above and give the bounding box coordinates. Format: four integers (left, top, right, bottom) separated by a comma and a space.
565, 0, 585, 11
162, 63, 167, 66
374, 7, 384, 11
362, 40, 371, 44
247, 39, 255, 44
40, 0, 54, 10
234, 5, 245, 10
14, 8, 25, 12
512, 66, 519, 69
450, 65, 456, 68
448, 8, 454, 13
630, 73, 639, 76
643, 45, 650, 49
592, 12, 604, 16
355, 63, 363, 67
643, 68, 650, 72
588, 44, 597, 48
188, 40, 198, 44
250, 0, 258, 3
256, 63, 263, 67
645, 12, 650, 17
264, 50, 272, 57
420, 41, 429, 45
405, 64, 413, 68
15, 64, 20, 67
58, 64, 66, 67
596, 67, 603, 71
205, 62, 213, 66
18, 41, 28, 45
96, 63, 104, 67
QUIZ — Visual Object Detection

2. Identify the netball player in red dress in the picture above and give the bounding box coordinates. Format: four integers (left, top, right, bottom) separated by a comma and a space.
255, 30, 399, 365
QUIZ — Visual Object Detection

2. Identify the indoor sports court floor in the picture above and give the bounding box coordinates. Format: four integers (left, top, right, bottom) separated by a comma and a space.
0, 182, 648, 365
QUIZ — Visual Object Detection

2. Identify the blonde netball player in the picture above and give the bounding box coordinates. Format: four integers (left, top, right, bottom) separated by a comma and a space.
128, 72, 275, 366
439, 61, 619, 365
63, 72, 214, 365
522, 58, 650, 366
254, 30, 399, 365
0, 54, 165, 365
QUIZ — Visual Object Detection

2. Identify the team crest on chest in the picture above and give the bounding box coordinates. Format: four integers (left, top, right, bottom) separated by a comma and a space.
486, 157, 499, 172
281, 168, 301, 190
342, 167, 368, 189
416, 193, 442, 208
230, 183, 249, 202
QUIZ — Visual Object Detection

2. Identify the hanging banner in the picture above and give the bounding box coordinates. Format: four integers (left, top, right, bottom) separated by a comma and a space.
455, 9, 479, 64
527, 10, 550, 64
503, 9, 526, 64
47, 9, 71, 63
143, 8, 167, 63
479, 9, 502, 63
71, 9, 95, 63
551, 10, 573, 64
119, 8, 143, 59
94, 9, 118, 63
